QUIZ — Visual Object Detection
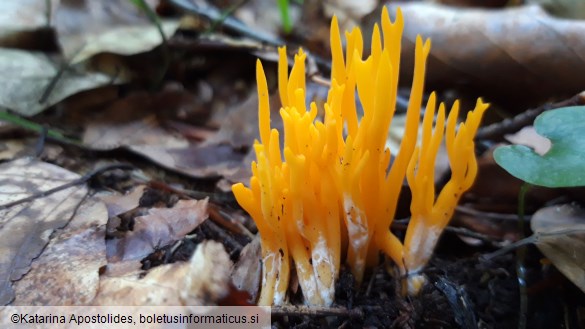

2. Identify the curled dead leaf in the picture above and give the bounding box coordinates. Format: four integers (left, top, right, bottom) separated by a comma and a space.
12, 198, 108, 305
383, 2, 585, 106
531, 204, 585, 292
0, 158, 89, 305
107, 198, 209, 263
94, 240, 232, 306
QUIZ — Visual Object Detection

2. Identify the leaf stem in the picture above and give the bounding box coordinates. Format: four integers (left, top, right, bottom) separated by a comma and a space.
516, 183, 531, 329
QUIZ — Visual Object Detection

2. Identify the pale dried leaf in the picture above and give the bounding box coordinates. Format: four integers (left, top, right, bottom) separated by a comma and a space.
93, 265, 185, 306
231, 237, 262, 303
529, 0, 585, 19
107, 199, 209, 262
81, 90, 243, 179
70, 20, 179, 64
531, 204, 585, 292
0, 158, 88, 305
385, 2, 585, 104
0, 49, 114, 116
94, 240, 232, 306
53, 0, 174, 61
12, 198, 108, 305
182, 240, 232, 305
84, 116, 189, 151
98, 185, 146, 218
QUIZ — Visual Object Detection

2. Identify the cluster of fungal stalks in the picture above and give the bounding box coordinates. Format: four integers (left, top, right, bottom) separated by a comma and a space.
232, 6, 488, 305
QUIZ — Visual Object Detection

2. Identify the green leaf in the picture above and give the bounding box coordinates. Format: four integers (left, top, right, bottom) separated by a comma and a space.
493, 106, 585, 187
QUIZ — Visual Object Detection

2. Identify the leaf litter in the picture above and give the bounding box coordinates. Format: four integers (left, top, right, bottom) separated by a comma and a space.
0, 0, 585, 327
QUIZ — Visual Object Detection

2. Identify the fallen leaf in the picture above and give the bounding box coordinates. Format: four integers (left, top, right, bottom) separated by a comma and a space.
531, 204, 585, 293
94, 240, 232, 305
0, 158, 88, 305
11, 198, 108, 305
0, 49, 114, 116
70, 20, 178, 64
80, 88, 245, 179
84, 115, 189, 151
205, 88, 284, 146
52, 0, 175, 61
231, 237, 262, 304
383, 2, 585, 106
107, 199, 209, 263
182, 240, 232, 305
98, 185, 146, 218
529, 0, 585, 19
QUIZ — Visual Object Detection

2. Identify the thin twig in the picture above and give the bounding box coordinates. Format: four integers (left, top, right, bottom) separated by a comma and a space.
168, 0, 283, 46
0, 163, 134, 210
456, 205, 531, 222
392, 219, 500, 244
271, 305, 377, 318
476, 91, 585, 141
443, 226, 501, 245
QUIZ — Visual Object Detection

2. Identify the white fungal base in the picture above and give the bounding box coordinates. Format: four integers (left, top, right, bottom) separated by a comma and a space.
405, 273, 427, 296
263, 252, 285, 305
311, 236, 335, 306
343, 194, 369, 279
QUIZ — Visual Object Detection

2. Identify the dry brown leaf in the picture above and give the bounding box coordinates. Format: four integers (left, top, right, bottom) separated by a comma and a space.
81, 89, 244, 179
531, 204, 585, 293
127, 144, 246, 179
98, 185, 146, 218
107, 199, 209, 263
0, 158, 88, 305
94, 240, 232, 306
83, 112, 189, 151
94, 265, 183, 306
182, 240, 233, 305
384, 2, 585, 105
231, 237, 262, 304
0, 48, 114, 116
11, 198, 108, 305
205, 90, 283, 149
53, 0, 176, 61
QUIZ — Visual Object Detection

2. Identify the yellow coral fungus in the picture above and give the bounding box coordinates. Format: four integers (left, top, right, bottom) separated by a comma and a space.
232, 6, 488, 306
401, 96, 489, 295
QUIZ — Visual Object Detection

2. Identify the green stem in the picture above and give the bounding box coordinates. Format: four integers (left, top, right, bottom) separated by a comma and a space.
277, 0, 292, 34
0, 111, 81, 146
516, 183, 530, 329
